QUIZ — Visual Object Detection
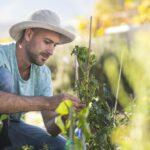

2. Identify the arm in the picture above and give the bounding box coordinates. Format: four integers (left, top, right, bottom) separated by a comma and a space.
0, 91, 84, 114
0, 91, 63, 113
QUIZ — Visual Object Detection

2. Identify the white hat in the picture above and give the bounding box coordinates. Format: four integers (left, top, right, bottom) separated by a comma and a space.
9, 9, 76, 44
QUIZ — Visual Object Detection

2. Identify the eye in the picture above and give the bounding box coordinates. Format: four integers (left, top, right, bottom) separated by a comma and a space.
54, 43, 57, 47
44, 38, 58, 47
44, 39, 52, 45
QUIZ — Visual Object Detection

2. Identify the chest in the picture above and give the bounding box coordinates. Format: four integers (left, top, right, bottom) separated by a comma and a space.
19, 68, 30, 80
18, 66, 31, 81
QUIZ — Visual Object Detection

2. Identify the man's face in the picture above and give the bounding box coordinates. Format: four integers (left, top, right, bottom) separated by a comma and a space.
24, 28, 60, 66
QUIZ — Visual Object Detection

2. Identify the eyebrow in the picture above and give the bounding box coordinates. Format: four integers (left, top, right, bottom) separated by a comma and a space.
44, 38, 60, 45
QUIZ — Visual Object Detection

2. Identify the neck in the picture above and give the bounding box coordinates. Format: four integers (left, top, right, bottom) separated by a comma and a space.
16, 42, 31, 71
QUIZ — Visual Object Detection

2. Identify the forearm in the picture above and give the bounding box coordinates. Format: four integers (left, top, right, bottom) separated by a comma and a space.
0, 91, 60, 113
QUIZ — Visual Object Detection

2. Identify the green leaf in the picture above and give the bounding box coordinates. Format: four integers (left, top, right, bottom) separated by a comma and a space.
0, 114, 8, 121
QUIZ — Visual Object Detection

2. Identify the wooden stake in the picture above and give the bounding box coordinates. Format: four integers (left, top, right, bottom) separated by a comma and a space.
88, 16, 92, 53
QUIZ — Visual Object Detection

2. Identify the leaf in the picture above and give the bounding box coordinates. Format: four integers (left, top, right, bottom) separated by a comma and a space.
0, 114, 8, 121
55, 100, 72, 115
55, 116, 66, 134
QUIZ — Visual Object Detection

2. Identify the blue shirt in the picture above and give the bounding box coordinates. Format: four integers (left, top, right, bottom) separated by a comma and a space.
0, 42, 53, 120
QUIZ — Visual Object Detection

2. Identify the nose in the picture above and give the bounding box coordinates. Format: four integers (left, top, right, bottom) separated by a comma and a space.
47, 43, 56, 55
46, 49, 54, 56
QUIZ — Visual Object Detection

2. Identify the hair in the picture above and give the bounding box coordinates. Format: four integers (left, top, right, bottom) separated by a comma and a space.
16, 28, 37, 44
17, 29, 26, 43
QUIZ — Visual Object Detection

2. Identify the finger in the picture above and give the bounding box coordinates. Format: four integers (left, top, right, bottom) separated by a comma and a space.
61, 114, 69, 121
72, 101, 86, 109
66, 94, 81, 103
74, 107, 83, 112
62, 93, 85, 108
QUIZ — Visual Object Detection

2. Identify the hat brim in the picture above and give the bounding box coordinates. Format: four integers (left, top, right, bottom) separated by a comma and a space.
9, 21, 76, 44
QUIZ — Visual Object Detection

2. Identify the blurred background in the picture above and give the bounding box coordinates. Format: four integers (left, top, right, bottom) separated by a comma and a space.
0, 0, 150, 149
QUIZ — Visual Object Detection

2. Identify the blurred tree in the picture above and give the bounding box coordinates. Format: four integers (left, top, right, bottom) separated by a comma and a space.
77, 0, 150, 36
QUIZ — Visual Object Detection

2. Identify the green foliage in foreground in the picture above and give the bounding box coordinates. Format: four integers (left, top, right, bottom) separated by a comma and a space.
0, 114, 8, 131
70, 45, 129, 149
59, 30, 150, 149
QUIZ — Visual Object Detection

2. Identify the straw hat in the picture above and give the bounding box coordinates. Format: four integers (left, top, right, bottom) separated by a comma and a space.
9, 9, 75, 44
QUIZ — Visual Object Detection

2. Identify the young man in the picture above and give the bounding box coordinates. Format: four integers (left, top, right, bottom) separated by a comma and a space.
0, 9, 84, 149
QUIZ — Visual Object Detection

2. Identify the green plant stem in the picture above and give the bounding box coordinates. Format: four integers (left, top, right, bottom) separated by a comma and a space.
114, 50, 124, 115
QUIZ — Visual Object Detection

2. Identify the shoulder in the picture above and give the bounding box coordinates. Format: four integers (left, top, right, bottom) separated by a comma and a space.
0, 42, 16, 55
0, 42, 16, 70
0, 42, 15, 49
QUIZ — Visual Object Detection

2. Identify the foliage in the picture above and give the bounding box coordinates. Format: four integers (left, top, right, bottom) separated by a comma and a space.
56, 45, 97, 149
71, 45, 97, 105
20, 145, 34, 150
71, 45, 129, 149
46, 28, 150, 149
0, 38, 12, 43
77, 0, 150, 36
0, 114, 8, 131
110, 30, 150, 150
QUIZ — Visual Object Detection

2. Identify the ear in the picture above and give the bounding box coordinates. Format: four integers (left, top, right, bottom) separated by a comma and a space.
24, 28, 34, 41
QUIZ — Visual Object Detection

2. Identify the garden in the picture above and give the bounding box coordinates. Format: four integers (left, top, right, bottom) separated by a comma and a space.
0, 0, 150, 149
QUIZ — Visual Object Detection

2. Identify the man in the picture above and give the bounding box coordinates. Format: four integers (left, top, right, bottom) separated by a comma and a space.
0, 9, 84, 149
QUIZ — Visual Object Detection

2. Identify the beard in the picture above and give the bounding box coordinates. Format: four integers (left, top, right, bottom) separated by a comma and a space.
25, 43, 44, 66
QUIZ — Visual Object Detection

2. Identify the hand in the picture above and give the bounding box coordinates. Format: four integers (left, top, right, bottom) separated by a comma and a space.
52, 93, 86, 111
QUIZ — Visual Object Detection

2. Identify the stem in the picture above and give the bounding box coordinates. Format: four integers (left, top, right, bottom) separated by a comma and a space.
82, 133, 87, 150
88, 16, 92, 53
75, 55, 79, 81
114, 50, 124, 115
87, 16, 92, 75
69, 107, 74, 150
86, 16, 93, 104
